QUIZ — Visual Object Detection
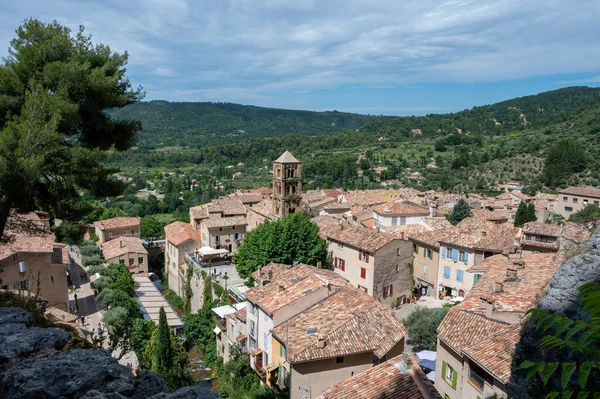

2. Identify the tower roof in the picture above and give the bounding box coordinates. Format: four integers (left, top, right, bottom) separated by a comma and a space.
274, 150, 300, 163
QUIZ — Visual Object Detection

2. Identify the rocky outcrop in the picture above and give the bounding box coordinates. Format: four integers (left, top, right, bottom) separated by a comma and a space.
0, 307, 219, 399
508, 229, 600, 398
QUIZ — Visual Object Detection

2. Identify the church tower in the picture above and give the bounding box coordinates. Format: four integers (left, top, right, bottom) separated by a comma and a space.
272, 150, 302, 218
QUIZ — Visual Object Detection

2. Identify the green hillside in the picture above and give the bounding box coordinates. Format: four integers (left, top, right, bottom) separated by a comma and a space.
109, 101, 389, 148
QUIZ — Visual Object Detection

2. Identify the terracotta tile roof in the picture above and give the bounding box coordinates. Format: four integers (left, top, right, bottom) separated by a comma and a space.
463, 322, 523, 384
435, 205, 453, 216
343, 190, 386, 207
520, 239, 560, 250
247, 199, 276, 220
306, 197, 337, 209
422, 218, 452, 230
510, 191, 532, 201
202, 215, 248, 229
373, 201, 430, 217
164, 222, 200, 246
322, 189, 343, 199
312, 216, 350, 240
471, 209, 509, 222
437, 308, 510, 355
324, 202, 352, 211
228, 193, 264, 204
317, 354, 441, 399
522, 222, 562, 237
101, 236, 147, 260
559, 185, 600, 199
326, 226, 398, 253
93, 217, 140, 230
245, 264, 349, 314
461, 253, 563, 313
272, 286, 407, 363
388, 224, 429, 241
236, 333, 247, 342
562, 222, 593, 244
226, 306, 247, 323
407, 228, 450, 249
440, 219, 520, 252
190, 198, 246, 220
361, 218, 376, 229
0, 214, 56, 261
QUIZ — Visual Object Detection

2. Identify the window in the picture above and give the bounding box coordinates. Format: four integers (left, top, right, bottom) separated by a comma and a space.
584, 200, 589, 206
441, 246, 446, 259
249, 320, 256, 338
360, 250, 368, 262
383, 284, 393, 298
338, 242, 344, 249
336, 356, 344, 364
423, 266, 429, 276
263, 332, 269, 350
234, 233, 239, 240
215, 235, 220, 243
392, 217, 398, 226
138, 257, 144, 264
219, 227, 222, 231
119, 259, 125, 264
232, 225, 236, 231
469, 368, 485, 393
129, 258, 135, 266
565, 206, 573, 212
335, 257, 345, 271
413, 244, 418, 254
443, 266, 451, 279
397, 248, 401, 256
563, 196, 568, 201
396, 264, 400, 273
573, 198, 578, 203
16, 279, 30, 291
423, 248, 433, 259
360, 267, 366, 279
456, 270, 464, 283
473, 274, 482, 284
358, 285, 368, 293
442, 361, 457, 389
17, 261, 26, 273
50, 275, 54, 283
249, 303, 257, 316
107, 232, 113, 239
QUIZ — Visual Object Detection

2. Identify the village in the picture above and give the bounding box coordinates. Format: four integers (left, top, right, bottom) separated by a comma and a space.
1, 149, 597, 399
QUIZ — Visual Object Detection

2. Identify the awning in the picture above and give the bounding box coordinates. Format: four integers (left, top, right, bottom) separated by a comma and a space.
250, 348, 263, 356
426, 371, 435, 382
416, 350, 437, 361
213, 326, 222, 335
419, 359, 436, 371
198, 247, 230, 256
266, 362, 278, 372
236, 334, 247, 342
417, 277, 435, 286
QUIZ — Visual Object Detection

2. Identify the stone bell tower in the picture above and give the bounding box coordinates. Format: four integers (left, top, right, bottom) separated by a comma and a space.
272, 150, 302, 218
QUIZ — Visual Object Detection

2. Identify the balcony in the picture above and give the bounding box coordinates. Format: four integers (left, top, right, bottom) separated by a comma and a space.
468, 369, 485, 393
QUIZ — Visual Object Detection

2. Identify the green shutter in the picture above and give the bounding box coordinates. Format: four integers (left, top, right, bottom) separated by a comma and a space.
442, 361, 447, 381
452, 368, 458, 389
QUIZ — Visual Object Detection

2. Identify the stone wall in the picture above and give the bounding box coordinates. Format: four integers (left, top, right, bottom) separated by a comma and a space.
0, 306, 220, 399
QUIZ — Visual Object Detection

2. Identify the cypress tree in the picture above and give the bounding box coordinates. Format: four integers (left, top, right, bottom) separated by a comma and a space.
447, 199, 472, 225
526, 202, 538, 224
514, 201, 527, 227
153, 307, 173, 374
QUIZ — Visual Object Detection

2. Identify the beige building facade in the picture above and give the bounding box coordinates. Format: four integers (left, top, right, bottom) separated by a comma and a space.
93, 217, 141, 244
101, 237, 148, 274
164, 222, 201, 298
555, 186, 600, 219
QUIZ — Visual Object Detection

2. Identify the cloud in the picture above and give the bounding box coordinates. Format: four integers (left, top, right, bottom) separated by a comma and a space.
555, 75, 600, 85
0, 0, 599, 109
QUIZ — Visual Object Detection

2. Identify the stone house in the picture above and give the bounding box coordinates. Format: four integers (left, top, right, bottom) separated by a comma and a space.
244, 264, 350, 385
435, 252, 563, 399
93, 217, 140, 244
520, 222, 562, 253
372, 201, 431, 231
0, 214, 69, 310
326, 226, 412, 305
164, 221, 201, 297
199, 216, 247, 253
101, 236, 148, 274
408, 228, 449, 298
437, 219, 520, 298
555, 186, 600, 219
269, 286, 407, 398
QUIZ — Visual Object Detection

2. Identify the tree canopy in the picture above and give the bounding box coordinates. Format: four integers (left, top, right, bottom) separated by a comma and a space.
233, 213, 328, 279
515, 201, 538, 227
568, 203, 600, 224
542, 140, 588, 188
446, 199, 472, 225
0, 18, 143, 236
403, 307, 448, 350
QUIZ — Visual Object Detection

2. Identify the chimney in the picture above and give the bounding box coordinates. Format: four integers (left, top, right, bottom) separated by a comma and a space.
513, 259, 525, 269
506, 268, 517, 281
120, 239, 124, 248
481, 231, 487, 237
384, 207, 390, 213
267, 269, 273, 281
494, 282, 504, 292
486, 300, 494, 318
278, 285, 285, 292
515, 249, 522, 259
316, 334, 326, 348
501, 251, 509, 260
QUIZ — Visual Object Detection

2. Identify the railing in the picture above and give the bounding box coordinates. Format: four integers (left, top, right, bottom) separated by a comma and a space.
469, 369, 485, 392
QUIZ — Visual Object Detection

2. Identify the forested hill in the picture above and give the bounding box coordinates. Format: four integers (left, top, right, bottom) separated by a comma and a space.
361, 86, 600, 138
109, 101, 389, 148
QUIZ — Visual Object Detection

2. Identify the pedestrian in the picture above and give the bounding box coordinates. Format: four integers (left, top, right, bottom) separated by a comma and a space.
81, 315, 85, 324
421, 287, 426, 297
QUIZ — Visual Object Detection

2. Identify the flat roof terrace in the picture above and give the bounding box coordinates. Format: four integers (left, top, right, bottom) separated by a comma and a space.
133, 276, 184, 334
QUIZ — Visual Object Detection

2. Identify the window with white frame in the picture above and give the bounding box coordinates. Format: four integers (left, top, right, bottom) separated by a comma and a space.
423, 266, 429, 276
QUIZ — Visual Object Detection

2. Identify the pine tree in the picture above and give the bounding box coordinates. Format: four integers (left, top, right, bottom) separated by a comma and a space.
514, 201, 528, 227
526, 202, 538, 224
446, 199, 472, 225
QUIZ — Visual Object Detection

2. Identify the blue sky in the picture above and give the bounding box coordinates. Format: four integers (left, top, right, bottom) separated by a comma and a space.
1, 0, 600, 115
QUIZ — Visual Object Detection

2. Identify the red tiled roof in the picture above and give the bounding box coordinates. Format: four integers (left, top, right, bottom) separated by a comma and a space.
0, 214, 56, 261
326, 226, 398, 253
189, 198, 246, 220
93, 217, 140, 230
463, 322, 523, 384
559, 186, 600, 199
317, 354, 441, 399
437, 308, 510, 355
343, 190, 386, 207
202, 215, 247, 229
101, 236, 147, 260
522, 222, 562, 237
271, 286, 407, 363
440, 219, 520, 252
361, 218, 376, 229
562, 222, 593, 244
322, 189, 343, 199
461, 253, 563, 313
373, 201, 430, 217
164, 221, 200, 246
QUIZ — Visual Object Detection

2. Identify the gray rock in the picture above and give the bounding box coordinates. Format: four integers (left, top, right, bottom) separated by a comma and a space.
0, 324, 70, 362
0, 307, 34, 326
81, 391, 128, 399
131, 371, 168, 399
148, 382, 221, 399
0, 349, 132, 399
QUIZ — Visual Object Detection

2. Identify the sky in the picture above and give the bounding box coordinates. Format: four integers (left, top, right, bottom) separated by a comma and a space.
1, 0, 600, 115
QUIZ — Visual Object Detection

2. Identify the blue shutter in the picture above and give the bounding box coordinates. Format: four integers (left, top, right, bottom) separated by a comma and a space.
441, 247, 446, 259
451, 248, 458, 262
457, 270, 464, 283
444, 266, 451, 279
464, 252, 468, 264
